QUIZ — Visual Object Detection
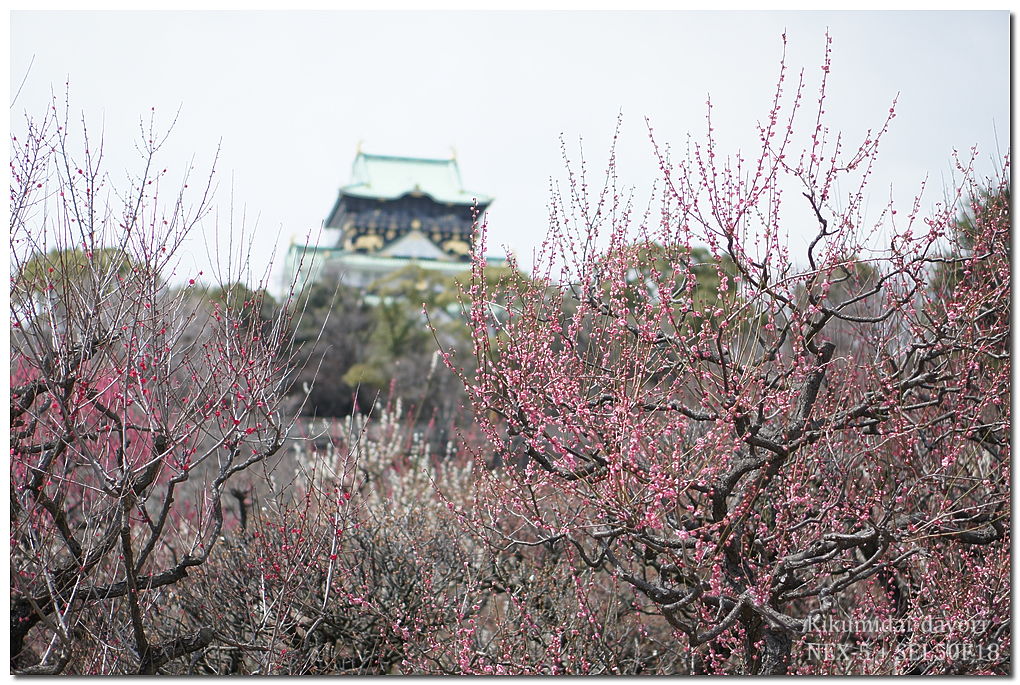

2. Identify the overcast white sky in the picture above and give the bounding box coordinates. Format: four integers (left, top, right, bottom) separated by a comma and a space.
9, 11, 1010, 292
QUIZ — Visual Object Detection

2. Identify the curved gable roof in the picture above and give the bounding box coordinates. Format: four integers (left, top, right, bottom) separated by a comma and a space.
339, 152, 493, 206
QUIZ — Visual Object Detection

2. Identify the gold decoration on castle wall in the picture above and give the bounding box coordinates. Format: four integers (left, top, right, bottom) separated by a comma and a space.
354, 233, 384, 252
441, 238, 470, 257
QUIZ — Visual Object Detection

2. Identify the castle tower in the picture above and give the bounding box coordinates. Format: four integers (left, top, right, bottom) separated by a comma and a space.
285, 150, 498, 292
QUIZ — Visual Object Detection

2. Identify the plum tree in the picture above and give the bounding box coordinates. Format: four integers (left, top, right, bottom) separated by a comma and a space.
457, 36, 1009, 675
10, 96, 307, 674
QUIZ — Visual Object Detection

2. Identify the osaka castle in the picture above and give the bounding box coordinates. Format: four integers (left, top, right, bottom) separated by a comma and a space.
284, 150, 502, 291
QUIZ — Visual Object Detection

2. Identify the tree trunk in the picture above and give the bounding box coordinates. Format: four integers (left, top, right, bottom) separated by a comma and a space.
758, 625, 792, 675
745, 616, 792, 675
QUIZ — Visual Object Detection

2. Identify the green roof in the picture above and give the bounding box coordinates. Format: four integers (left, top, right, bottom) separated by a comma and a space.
339, 152, 493, 206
